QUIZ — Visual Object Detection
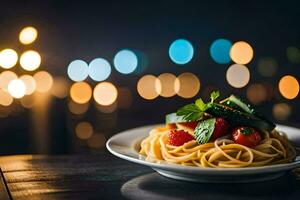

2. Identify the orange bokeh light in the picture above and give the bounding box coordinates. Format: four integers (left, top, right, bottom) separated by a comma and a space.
278, 75, 299, 99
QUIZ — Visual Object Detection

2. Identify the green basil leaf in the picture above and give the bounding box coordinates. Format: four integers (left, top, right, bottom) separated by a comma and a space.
194, 118, 216, 144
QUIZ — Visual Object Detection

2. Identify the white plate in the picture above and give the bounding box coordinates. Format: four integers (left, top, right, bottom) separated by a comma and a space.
106, 124, 300, 183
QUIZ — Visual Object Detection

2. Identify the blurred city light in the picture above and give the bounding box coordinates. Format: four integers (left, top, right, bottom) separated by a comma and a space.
33, 71, 53, 93
20, 95, 35, 108
117, 87, 132, 109
19, 26, 38, 45
230, 41, 253, 64
20, 50, 41, 71
226, 64, 250, 88
0, 49, 18, 69
257, 57, 278, 77
67, 60, 89, 82
51, 76, 69, 98
158, 73, 177, 97
93, 82, 118, 106
0, 71, 18, 91
87, 133, 106, 148
75, 122, 93, 140
286, 46, 300, 64
0, 89, 13, 106
169, 39, 194, 64
273, 103, 291, 121
88, 58, 111, 81
70, 82, 92, 104
137, 75, 161, 100
278, 75, 299, 99
113, 49, 138, 74
68, 100, 89, 115
246, 83, 267, 104
8, 79, 26, 99
210, 39, 232, 64
19, 75, 36, 95
174, 72, 200, 98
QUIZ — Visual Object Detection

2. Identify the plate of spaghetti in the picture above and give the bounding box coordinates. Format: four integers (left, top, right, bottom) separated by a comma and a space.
107, 91, 300, 183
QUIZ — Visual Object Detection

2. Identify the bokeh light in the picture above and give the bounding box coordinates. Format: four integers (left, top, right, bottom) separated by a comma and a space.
257, 57, 278, 77
19, 75, 36, 95
113, 49, 138, 74
246, 83, 267, 104
0, 49, 18, 69
88, 58, 111, 81
68, 101, 89, 115
20, 95, 35, 108
117, 87, 132, 109
87, 133, 106, 148
33, 71, 53, 93
70, 82, 92, 104
174, 72, 200, 98
286, 46, 300, 64
20, 50, 41, 71
169, 39, 194, 64
51, 76, 69, 98
158, 73, 177, 97
210, 39, 232, 64
93, 82, 118, 106
137, 75, 161, 100
0, 89, 13, 106
0, 71, 18, 91
95, 101, 117, 113
230, 41, 254, 64
278, 75, 299, 99
273, 103, 291, 121
8, 79, 26, 99
226, 64, 250, 88
75, 122, 93, 140
67, 60, 89, 82
19, 26, 38, 45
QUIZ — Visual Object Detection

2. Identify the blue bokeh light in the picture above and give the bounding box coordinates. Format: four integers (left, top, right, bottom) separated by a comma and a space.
113, 49, 138, 74
169, 39, 194, 65
210, 39, 232, 64
88, 58, 111, 81
67, 60, 89, 82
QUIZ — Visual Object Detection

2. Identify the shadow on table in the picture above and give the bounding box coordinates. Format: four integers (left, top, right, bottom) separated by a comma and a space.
121, 172, 300, 200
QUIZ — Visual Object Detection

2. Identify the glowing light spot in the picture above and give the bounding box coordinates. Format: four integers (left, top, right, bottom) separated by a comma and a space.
174, 73, 200, 98
246, 83, 267, 104
19, 75, 36, 95
95, 102, 117, 113
68, 101, 89, 115
278, 75, 299, 99
117, 87, 132, 109
8, 79, 26, 99
0, 71, 18, 91
67, 60, 89, 82
257, 57, 278, 77
0, 49, 18, 69
20, 95, 35, 108
70, 82, 92, 104
158, 73, 177, 97
230, 41, 253, 64
113, 49, 138, 74
33, 71, 53, 93
287, 46, 300, 64
88, 58, 111, 81
137, 75, 161, 100
210, 39, 232, 64
273, 103, 291, 121
76, 122, 93, 140
19, 26, 38, 45
93, 82, 118, 106
20, 50, 41, 71
87, 133, 106, 148
169, 39, 194, 64
51, 76, 69, 98
226, 64, 250, 88
0, 89, 13, 106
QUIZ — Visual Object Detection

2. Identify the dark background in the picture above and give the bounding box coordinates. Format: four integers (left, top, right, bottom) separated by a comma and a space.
0, 0, 299, 155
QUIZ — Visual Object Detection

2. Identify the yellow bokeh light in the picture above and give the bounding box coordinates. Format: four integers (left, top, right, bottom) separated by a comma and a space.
19, 26, 38, 45
19, 75, 36, 95
20, 50, 41, 71
0, 89, 13, 106
174, 72, 200, 98
87, 133, 106, 148
68, 100, 89, 115
226, 64, 250, 88
33, 71, 53, 93
246, 83, 267, 104
70, 82, 92, 104
158, 73, 177, 97
0, 71, 18, 91
230, 41, 254, 64
137, 75, 161, 100
278, 75, 299, 100
0, 49, 18, 69
93, 82, 118, 106
20, 95, 35, 108
8, 79, 26, 99
51, 76, 69, 98
75, 122, 93, 140
273, 103, 291, 121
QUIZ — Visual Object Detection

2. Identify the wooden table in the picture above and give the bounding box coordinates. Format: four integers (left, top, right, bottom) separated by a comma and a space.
0, 151, 300, 200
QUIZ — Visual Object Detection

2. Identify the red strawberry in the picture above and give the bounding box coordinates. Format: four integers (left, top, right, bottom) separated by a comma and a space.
168, 130, 194, 146
212, 117, 230, 139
